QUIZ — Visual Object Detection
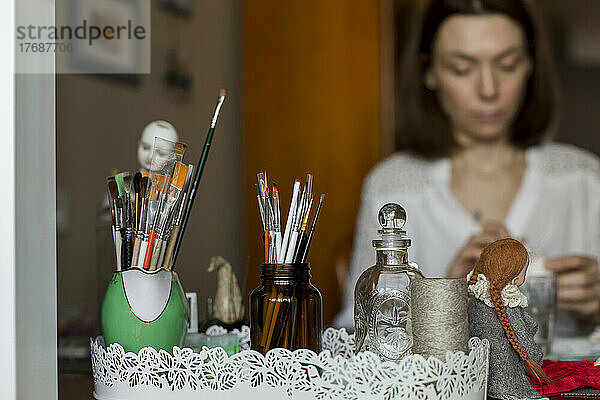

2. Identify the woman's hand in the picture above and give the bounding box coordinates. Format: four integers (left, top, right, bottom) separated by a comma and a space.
545, 256, 600, 324
447, 221, 509, 278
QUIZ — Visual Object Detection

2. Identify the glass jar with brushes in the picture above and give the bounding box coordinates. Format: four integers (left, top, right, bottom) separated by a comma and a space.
250, 263, 322, 355
354, 203, 424, 361
251, 171, 325, 354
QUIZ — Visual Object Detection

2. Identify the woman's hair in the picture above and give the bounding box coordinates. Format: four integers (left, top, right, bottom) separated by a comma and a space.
396, 0, 559, 158
468, 238, 551, 383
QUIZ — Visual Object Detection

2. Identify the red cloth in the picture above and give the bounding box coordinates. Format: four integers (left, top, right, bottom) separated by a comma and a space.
529, 360, 600, 396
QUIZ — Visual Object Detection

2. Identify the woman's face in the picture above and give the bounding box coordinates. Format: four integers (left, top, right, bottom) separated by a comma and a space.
425, 14, 532, 143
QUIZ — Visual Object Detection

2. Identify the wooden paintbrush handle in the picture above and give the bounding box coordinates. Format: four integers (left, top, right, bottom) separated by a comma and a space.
293, 233, 308, 264
123, 227, 133, 269
157, 239, 167, 270
264, 291, 284, 350
264, 230, 270, 263
114, 230, 122, 271
274, 301, 291, 346
138, 240, 148, 267
162, 225, 180, 270
120, 231, 128, 270
135, 194, 140, 230
260, 289, 276, 348
149, 238, 162, 270
143, 230, 156, 269
131, 236, 141, 267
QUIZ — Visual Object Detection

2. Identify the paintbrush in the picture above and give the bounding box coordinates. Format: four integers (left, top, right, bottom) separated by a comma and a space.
142, 196, 163, 269
115, 173, 125, 197
133, 172, 142, 230
163, 164, 194, 269
122, 173, 134, 268
175, 142, 188, 163
284, 184, 307, 263
279, 179, 300, 262
293, 196, 313, 263
140, 134, 177, 269
255, 184, 266, 232
148, 238, 162, 270
171, 88, 226, 267
143, 175, 168, 269
106, 177, 116, 240
264, 230, 270, 264
272, 183, 282, 260
305, 174, 313, 201
257, 172, 277, 263
149, 163, 189, 270
115, 172, 129, 268
131, 176, 149, 266
123, 173, 133, 204
300, 194, 325, 263
157, 206, 176, 269
107, 177, 122, 270
264, 175, 278, 264
255, 173, 269, 262
138, 177, 158, 267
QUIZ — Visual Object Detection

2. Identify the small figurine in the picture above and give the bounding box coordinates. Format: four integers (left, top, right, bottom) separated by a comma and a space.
467, 238, 551, 400
208, 256, 244, 324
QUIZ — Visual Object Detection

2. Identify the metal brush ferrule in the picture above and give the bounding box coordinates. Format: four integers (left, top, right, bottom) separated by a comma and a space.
115, 203, 123, 230
158, 203, 172, 234
137, 200, 147, 233
174, 192, 187, 226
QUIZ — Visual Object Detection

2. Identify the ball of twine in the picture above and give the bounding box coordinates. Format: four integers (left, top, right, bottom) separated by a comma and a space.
410, 278, 469, 359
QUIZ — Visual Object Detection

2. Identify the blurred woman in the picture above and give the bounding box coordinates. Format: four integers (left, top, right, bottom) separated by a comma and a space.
335, 0, 600, 335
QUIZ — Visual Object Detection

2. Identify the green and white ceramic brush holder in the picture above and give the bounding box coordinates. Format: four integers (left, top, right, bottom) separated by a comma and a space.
100, 267, 189, 353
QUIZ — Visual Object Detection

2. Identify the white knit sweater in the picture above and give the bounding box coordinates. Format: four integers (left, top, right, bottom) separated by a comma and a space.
335, 143, 600, 335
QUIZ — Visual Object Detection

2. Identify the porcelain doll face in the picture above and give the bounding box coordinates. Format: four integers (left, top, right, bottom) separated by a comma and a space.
137, 120, 179, 172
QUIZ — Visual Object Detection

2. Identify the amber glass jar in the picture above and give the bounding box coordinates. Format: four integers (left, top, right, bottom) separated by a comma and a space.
250, 263, 322, 355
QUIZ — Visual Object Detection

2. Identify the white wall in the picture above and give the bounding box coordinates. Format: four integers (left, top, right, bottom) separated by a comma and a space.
0, 0, 17, 397
15, 72, 57, 399
0, 0, 58, 398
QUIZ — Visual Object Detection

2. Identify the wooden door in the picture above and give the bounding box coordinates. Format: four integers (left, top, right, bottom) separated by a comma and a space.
243, 0, 389, 324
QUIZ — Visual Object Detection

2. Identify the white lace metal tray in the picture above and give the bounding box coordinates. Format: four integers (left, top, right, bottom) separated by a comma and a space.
91, 326, 489, 400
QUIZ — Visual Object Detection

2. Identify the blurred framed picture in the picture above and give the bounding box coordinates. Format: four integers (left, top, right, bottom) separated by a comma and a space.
158, 0, 193, 16
58, 0, 150, 83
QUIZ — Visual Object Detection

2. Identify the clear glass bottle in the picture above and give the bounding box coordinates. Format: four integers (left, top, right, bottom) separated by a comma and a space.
250, 263, 322, 355
354, 203, 423, 361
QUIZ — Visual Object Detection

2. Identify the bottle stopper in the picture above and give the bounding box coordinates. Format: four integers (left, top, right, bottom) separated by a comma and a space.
373, 203, 411, 249
378, 203, 407, 233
